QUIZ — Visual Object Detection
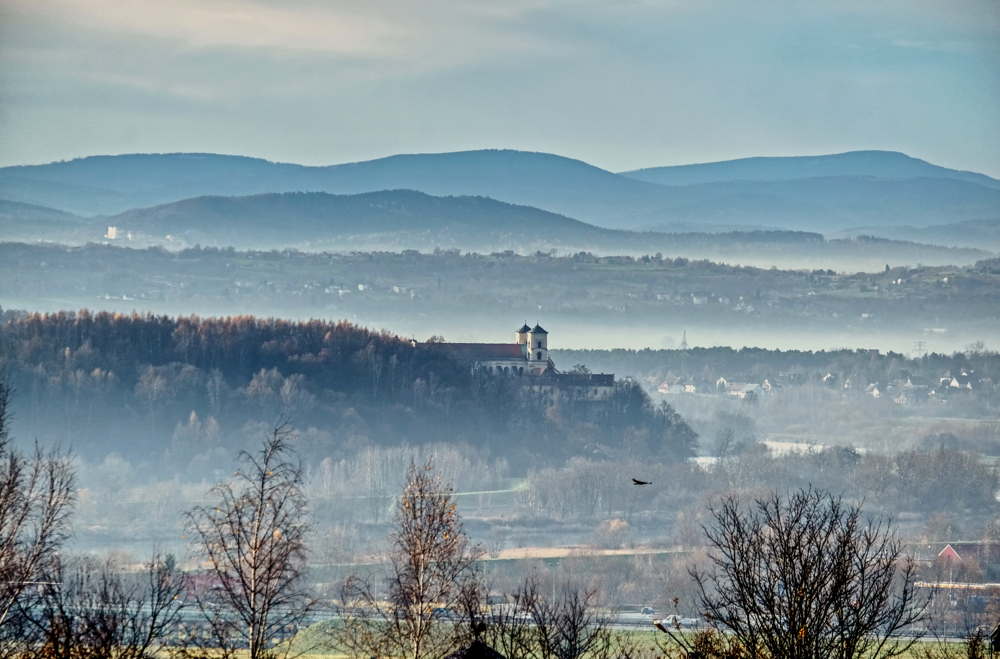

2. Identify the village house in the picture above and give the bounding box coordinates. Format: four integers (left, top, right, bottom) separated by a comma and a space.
715, 377, 766, 398
658, 376, 696, 394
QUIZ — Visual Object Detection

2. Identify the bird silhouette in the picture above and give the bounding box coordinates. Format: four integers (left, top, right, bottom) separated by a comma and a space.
632, 478, 651, 485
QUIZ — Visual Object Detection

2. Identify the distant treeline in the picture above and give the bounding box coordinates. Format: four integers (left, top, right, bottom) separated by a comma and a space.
0, 310, 696, 475
554, 344, 1000, 392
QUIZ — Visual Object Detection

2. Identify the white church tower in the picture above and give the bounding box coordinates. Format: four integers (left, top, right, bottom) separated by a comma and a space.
515, 323, 531, 348
526, 324, 548, 364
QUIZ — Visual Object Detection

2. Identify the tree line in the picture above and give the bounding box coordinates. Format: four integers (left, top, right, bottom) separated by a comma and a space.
554, 344, 1000, 394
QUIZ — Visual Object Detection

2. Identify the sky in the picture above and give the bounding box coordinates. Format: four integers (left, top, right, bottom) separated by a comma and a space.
1, 0, 998, 176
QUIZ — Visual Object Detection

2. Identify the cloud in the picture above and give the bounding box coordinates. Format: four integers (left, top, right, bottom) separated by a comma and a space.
0, 0, 997, 175
11, 0, 397, 55
4, 0, 590, 71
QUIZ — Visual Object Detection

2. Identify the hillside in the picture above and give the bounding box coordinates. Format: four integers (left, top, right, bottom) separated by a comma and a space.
621, 150, 1000, 188
632, 176, 1000, 230
95, 189, 799, 256
0, 188, 984, 270
0, 199, 85, 241
68, 191, 993, 269
2, 150, 999, 232
831, 218, 1000, 251
103, 189, 604, 243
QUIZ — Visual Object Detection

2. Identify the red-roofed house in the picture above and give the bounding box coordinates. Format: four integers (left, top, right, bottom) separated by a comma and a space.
938, 544, 962, 563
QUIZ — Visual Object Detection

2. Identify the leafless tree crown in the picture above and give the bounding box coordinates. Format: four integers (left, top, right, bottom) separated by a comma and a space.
682, 489, 926, 659
19, 551, 184, 659
186, 421, 311, 659
455, 575, 630, 659
338, 461, 483, 659
0, 379, 76, 654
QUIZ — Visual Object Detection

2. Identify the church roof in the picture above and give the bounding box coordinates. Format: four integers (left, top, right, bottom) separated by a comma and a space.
529, 324, 548, 334
517, 323, 532, 333
440, 343, 526, 361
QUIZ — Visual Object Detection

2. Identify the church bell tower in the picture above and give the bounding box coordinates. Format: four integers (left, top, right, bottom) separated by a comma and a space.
526, 324, 548, 364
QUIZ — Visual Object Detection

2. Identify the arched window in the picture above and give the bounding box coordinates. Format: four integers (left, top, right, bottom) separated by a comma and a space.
537, 351, 542, 360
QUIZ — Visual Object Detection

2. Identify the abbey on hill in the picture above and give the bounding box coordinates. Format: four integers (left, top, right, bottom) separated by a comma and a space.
436, 324, 615, 401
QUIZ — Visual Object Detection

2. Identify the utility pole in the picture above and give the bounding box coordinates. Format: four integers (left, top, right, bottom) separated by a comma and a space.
913, 340, 927, 358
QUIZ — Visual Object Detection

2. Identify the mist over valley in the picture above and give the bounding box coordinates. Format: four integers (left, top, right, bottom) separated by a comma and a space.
2, 1, 999, 647
2, 148, 998, 573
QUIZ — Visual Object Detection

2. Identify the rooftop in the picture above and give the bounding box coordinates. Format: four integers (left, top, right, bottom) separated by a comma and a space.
438, 343, 526, 360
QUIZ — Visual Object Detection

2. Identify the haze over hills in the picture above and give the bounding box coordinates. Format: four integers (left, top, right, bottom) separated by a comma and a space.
631, 177, 1000, 232
621, 150, 1000, 188
1, 189, 980, 271
104, 189, 607, 246
2, 150, 999, 233
0, 151, 668, 222
832, 218, 1000, 252
0, 199, 85, 242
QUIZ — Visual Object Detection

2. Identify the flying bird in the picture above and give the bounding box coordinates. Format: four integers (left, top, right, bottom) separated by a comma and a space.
632, 478, 651, 485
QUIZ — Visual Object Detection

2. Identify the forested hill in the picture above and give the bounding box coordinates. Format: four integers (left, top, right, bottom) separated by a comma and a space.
0, 311, 696, 474
105, 190, 601, 243
621, 151, 1000, 188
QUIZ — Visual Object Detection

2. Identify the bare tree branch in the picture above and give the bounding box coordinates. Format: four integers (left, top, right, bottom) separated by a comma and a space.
335, 461, 483, 659
671, 489, 927, 659
18, 550, 184, 659
186, 420, 312, 659
0, 378, 76, 656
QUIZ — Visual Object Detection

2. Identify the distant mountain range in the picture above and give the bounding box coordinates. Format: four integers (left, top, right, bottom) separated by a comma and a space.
1, 150, 998, 232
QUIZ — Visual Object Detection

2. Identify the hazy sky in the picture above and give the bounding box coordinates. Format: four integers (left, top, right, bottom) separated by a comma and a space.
1, 0, 998, 175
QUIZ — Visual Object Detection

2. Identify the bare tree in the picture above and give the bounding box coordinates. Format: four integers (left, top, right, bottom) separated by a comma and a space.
0, 379, 76, 654
671, 489, 926, 659
337, 461, 482, 659
453, 574, 535, 659
455, 575, 631, 659
527, 580, 616, 659
19, 550, 184, 659
186, 421, 311, 659
912, 626, 988, 659
485, 526, 510, 560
